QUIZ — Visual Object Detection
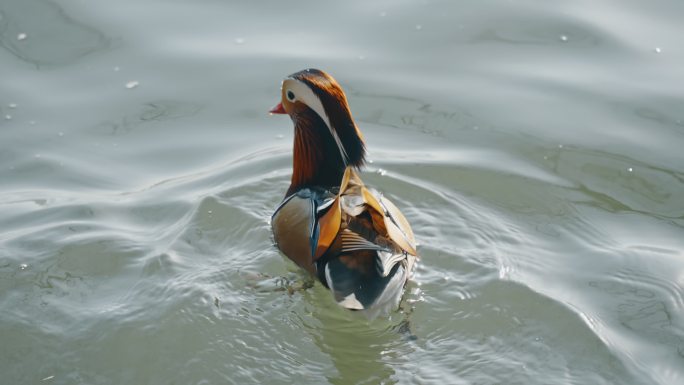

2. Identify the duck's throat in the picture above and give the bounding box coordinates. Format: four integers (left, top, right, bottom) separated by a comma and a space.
288, 120, 346, 195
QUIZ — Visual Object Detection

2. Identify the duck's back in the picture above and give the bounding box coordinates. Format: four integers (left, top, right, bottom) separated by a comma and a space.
272, 168, 417, 316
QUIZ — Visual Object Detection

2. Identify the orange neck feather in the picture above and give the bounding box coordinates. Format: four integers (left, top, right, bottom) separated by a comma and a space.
287, 112, 347, 196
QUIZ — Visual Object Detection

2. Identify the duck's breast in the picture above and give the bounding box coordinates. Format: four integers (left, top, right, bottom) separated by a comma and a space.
272, 188, 339, 274
272, 192, 317, 274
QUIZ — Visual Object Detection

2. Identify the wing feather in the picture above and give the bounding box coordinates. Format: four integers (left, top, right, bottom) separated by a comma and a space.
360, 187, 417, 256
314, 197, 341, 259
339, 229, 389, 253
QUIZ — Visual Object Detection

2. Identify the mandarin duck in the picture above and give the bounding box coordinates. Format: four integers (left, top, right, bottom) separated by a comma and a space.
269, 69, 418, 315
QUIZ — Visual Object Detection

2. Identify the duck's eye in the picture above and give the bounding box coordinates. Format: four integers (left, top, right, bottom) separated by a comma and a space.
286, 90, 295, 102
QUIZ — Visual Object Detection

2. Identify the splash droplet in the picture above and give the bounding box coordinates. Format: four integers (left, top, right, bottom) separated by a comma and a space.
20, 263, 28, 270
379, 11, 387, 17
234, 37, 245, 45
654, 47, 662, 54
628, 167, 633, 172
377, 168, 387, 176
58, 132, 64, 137
415, 24, 423, 31
560, 35, 568, 42
4, 115, 11, 120
113, 66, 120, 72
125, 80, 139, 89
8, 103, 17, 109
17, 33, 27, 41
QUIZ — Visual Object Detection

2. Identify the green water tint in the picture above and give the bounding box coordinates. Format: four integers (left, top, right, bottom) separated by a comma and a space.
1, 0, 683, 384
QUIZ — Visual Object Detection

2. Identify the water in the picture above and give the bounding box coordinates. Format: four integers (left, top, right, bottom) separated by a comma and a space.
1, 0, 683, 383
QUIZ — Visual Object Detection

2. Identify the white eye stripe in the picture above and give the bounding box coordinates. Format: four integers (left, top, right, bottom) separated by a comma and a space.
283, 78, 349, 166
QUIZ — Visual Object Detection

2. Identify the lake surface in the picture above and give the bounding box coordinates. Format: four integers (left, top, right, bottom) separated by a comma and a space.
1, 0, 683, 383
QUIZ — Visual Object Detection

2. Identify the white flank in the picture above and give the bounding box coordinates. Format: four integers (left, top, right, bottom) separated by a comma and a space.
338, 293, 364, 310
324, 263, 334, 292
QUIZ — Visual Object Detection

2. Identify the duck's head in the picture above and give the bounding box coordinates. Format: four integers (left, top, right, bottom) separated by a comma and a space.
270, 69, 366, 177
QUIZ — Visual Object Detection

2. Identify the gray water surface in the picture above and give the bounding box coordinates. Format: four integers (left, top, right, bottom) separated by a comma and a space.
2, 0, 684, 384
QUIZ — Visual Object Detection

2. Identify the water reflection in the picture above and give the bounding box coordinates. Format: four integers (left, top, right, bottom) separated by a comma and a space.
300, 286, 416, 384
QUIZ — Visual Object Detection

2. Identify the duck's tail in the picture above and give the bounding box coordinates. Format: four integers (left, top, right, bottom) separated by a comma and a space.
318, 251, 409, 318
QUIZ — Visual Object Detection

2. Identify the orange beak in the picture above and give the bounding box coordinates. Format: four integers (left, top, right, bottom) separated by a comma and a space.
269, 103, 286, 114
